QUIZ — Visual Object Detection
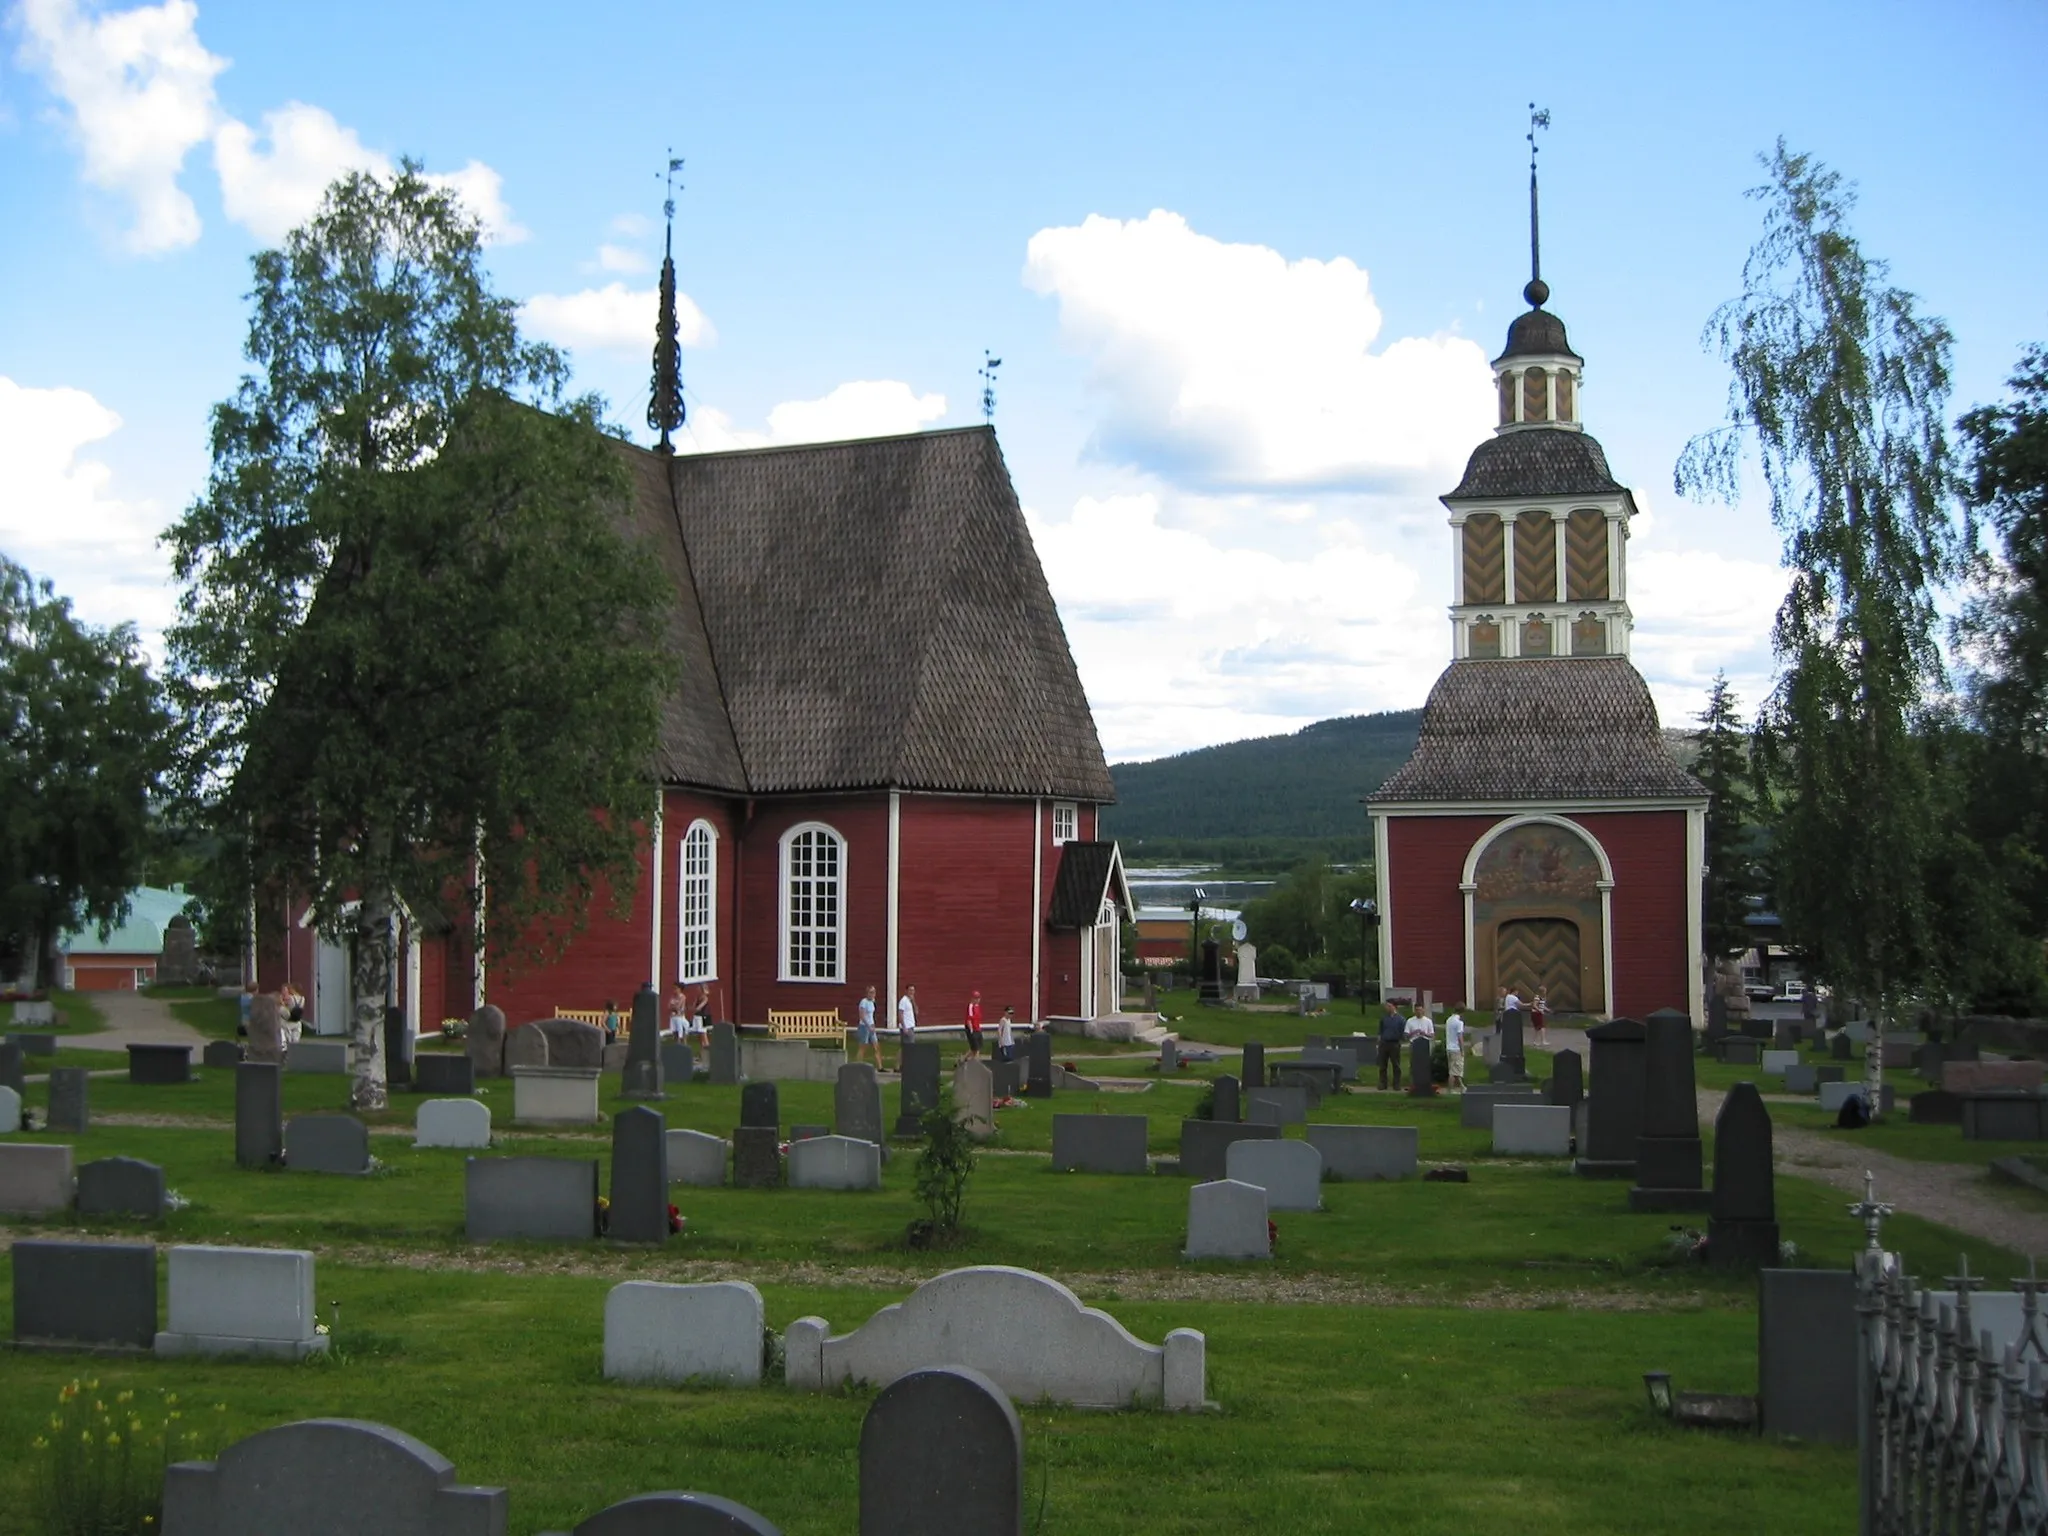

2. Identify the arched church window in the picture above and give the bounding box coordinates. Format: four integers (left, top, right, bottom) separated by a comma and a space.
779, 823, 844, 982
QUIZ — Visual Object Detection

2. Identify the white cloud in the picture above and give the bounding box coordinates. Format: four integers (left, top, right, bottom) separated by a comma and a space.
595, 243, 649, 274
211, 101, 379, 242
14, 0, 226, 253
0, 376, 173, 647
522, 282, 714, 352
1024, 210, 1494, 492
1629, 541, 1786, 728
765, 381, 946, 444
426, 159, 527, 245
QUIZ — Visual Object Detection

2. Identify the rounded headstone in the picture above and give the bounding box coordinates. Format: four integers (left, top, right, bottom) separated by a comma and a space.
467, 1004, 507, 1077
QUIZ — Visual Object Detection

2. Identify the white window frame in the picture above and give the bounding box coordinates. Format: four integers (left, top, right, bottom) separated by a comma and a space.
779, 821, 846, 983
677, 819, 718, 984
1052, 802, 1079, 846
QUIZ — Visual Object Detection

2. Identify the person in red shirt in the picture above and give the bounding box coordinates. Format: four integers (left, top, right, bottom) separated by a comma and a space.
964, 990, 985, 1059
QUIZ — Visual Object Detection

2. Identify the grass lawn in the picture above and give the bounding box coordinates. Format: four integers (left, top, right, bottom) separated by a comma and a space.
147, 984, 242, 1040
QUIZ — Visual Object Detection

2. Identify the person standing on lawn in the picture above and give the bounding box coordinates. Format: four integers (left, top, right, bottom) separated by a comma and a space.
1444, 1008, 1468, 1087
1376, 999, 1406, 1091
1531, 988, 1548, 1045
855, 985, 883, 1069
963, 989, 985, 1059
995, 1005, 1017, 1064
896, 984, 918, 1071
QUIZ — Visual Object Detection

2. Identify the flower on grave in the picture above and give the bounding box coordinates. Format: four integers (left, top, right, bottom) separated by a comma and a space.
1268, 1218, 1279, 1252
315, 1323, 330, 1335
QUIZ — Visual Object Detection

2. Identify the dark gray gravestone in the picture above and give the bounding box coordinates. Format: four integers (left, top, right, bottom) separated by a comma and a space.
732, 1125, 781, 1188
49, 1066, 89, 1132
609, 1106, 669, 1244
1211, 1073, 1241, 1124
623, 983, 664, 1100
1198, 939, 1224, 1003
1740, 1016, 1774, 1040
568, 1491, 782, 1535
1241, 1041, 1266, 1090
467, 1003, 507, 1078
790, 1124, 829, 1141
1707, 1083, 1778, 1267
1272, 1065, 1330, 1105
536, 1018, 605, 1069
1908, 1089, 1963, 1125
1914, 1041, 1947, 1081
1719, 1037, 1762, 1066
465, 1157, 599, 1241
835, 1063, 885, 1146
413, 1053, 475, 1096
0, 1039, 21, 1094
896, 1041, 941, 1136
1458, 1086, 1544, 1130
503, 1023, 550, 1071
159, 1419, 507, 1536
1758, 1269, 1859, 1443
1830, 1032, 1852, 1061
1577, 1017, 1646, 1177
1773, 1022, 1800, 1051
1023, 1032, 1054, 1098
709, 1022, 740, 1086
235, 1062, 283, 1168
202, 1039, 243, 1069
285, 1114, 371, 1174
740, 1081, 780, 1130
1784, 1064, 1818, 1095
77, 1156, 166, 1220
1407, 1038, 1433, 1096
1815, 1065, 1846, 1085
385, 1005, 412, 1089
1630, 1009, 1707, 1212
1177, 1119, 1280, 1182
1496, 1009, 1525, 1073
12, 1239, 157, 1349
1051, 1113, 1150, 1174
1963, 1096, 2048, 1141
661, 1040, 695, 1083
990, 1056, 1020, 1099
1547, 1048, 1583, 1108
9, 1031, 57, 1056
859, 1365, 1022, 1536
127, 1042, 192, 1084
1245, 1085, 1309, 1126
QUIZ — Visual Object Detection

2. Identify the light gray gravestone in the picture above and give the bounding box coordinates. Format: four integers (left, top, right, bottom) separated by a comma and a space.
788, 1134, 883, 1191
1023, 1031, 1054, 1098
13, 1239, 158, 1349
1298, 1046, 1360, 1082
414, 1098, 491, 1149
1304, 1124, 1418, 1180
535, 1017, 606, 1069
202, 1039, 243, 1069
503, 1023, 550, 1070
835, 1062, 885, 1146
609, 1106, 670, 1244
1225, 1137, 1323, 1211
666, 1128, 728, 1186
128, 1042, 193, 1084
49, 1066, 90, 1132
160, 1419, 504, 1536
512, 1065, 602, 1124
1761, 1049, 1799, 1075
603, 1279, 766, 1387
1247, 1097, 1285, 1127
1051, 1113, 1150, 1174
1818, 1080, 1864, 1113
0, 1083, 19, 1133
896, 1041, 941, 1137
858, 1366, 1023, 1536
77, 1155, 167, 1219
731, 1125, 781, 1188
740, 1081, 780, 1130
565, 1492, 781, 1535
285, 1114, 371, 1174
285, 1039, 347, 1074
1757, 1268, 1859, 1443
1244, 1085, 1308, 1126
235, 1061, 283, 1168
622, 983, 664, 1100
660, 1039, 695, 1083
1492, 1104, 1572, 1156
1159, 1038, 1178, 1073
412, 1053, 475, 1096
1177, 1119, 1280, 1182
709, 1021, 740, 1086
0, 1143, 75, 1214
155, 1244, 327, 1359
465, 1156, 600, 1242
1185, 1178, 1271, 1259
1210, 1073, 1241, 1123
953, 1058, 994, 1141
245, 992, 283, 1063
466, 1003, 507, 1077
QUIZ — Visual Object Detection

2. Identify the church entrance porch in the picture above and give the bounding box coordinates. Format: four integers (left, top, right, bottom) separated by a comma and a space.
1465, 815, 1611, 1015
1494, 917, 1581, 1010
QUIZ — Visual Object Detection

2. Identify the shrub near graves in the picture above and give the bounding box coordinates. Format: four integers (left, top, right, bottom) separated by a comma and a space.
909, 1093, 976, 1249
29, 1379, 219, 1536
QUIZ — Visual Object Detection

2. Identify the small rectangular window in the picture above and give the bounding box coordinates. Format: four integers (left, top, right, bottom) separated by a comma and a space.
1052, 803, 1078, 845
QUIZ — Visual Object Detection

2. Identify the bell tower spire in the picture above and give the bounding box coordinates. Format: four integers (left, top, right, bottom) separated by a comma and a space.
648, 153, 686, 456
1526, 103, 1550, 306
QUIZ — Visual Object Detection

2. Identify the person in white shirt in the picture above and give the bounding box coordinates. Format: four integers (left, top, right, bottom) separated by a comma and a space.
995, 1005, 1016, 1062
855, 985, 882, 1069
1444, 1010, 1467, 1087
1404, 1007, 1436, 1041
896, 985, 917, 1071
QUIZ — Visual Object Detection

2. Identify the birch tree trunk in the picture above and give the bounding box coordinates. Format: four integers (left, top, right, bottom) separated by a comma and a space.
349, 884, 394, 1112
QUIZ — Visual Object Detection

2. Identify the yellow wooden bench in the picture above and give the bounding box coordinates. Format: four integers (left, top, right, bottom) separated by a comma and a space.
767, 1008, 846, 1041
554, 1008, 619, 1032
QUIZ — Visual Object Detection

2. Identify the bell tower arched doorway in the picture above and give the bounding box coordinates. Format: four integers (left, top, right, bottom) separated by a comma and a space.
1495, 917, 1582, 1009
1465, 816, 1611, 1014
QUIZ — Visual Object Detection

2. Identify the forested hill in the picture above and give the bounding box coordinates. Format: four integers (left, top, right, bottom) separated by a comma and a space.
1103, 710, 1423, 843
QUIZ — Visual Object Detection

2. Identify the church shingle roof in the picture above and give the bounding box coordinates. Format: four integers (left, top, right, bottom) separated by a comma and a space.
1046, 841, 1132, 929
1445, 427, 1624, 503
1367, 657, 1706, 804
627, 426, 1116, 802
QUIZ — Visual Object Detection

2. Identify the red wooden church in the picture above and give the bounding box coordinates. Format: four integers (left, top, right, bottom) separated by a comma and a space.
1367, 264, 1707, 1021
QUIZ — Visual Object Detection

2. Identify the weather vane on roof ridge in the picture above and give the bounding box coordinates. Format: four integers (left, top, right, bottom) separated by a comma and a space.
1526, 104, 1551, 305
649, 149, 686, 454
980, 350, 1002, 425
662, 152, 684, 237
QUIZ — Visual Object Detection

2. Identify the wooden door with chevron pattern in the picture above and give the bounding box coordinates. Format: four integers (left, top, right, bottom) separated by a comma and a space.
1495, 919, 1581, 1011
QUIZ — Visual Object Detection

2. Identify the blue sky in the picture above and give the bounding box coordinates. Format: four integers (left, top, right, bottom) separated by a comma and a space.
3, 0, 2044, 760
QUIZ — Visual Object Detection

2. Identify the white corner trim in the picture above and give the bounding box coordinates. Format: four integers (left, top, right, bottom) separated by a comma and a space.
1685, 802, 1706, 1023
649, 788, 664, 995
1371, 810, 1392, 993
887, 791, 902, 1009
1031, 799, 1044, 1025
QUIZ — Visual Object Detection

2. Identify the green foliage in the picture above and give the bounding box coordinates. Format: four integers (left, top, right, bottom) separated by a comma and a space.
1694, 673, 1762, 958
0, 559, 175, 989
1242, 858, 1376, 977
910, 1091, 977, 1243
28, 1379, 213, 1535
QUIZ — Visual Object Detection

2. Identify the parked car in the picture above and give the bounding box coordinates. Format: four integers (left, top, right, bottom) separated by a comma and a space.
1775, 980, 1806, 1002
1743, 980, 1775, 1001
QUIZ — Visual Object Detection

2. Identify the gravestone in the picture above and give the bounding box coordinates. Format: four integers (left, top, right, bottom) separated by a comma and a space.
660, 1039, 695, 1083
1784, 1064, 1819, 1095
159, 1420, 504, 1535
1818, 1080, 1865, 1113
414, 1098, 491, 1149
0, 1084, 18, 1133
1761, 1049, 1799, 1075
0, 1143, 74, 1213
1815, 1065, 1845, 1084
603, 1279, 765, 1387
78, 1156, 167, 1219
788, 1134, 883, 1190
1225, 1137, 1322, 1211
1719, 1037, 1761, 1066
512, 1065, 602, 1124
384, 1005, 412, 1089
285, 1040, 346, 1074
49, 1066, 89, 1132
1773, 1021, 1799, 1050
1211, 1073, 1241, 1124
1198, 938, 1224, 1003
1908, 1089, 1963, 1125
1963, 1095, 2048, 1141
1023, 1032, 1054, 1098
1051, 1113, 1150, 1174
622, 983, 664, 1100
990, 1056, 1020, 1099
954, 1058, 994, 1141
535, 1018, 605, 1069
1297, 1046, 1360, 1082
1706, 1082, 1779, 1267
285, 1114, 371, 1174
128, 1042, 192, 1084
202, 1040, 243, 1069
1458, 1085, 1543, 1130
1185, 1178, 1271, 1260
1944, 1060, 2047, 1094
568, 1493, 779, 1535
1493, 1104, 1572, 1156
1741, 1015, 1774, 1040
740, 1081, 780, 1131
159, 914, 199, 984
1577, 1016, 1647, 1177
155, 1244, 327, 1359
1630, 1009, 1708, 1212
503, 1023, 550, 1070
413, 1052, 475, 1095
467, 1003, 507, 1077
1177, 1119, 1280, 1182
1496, 1008, 1525, 1075
858, 1366, 1023, 1536
609, 1106, 670, 1244
1273, 1063, 1335, 1101
1159, 1038, 1178, 1073
835, 1062, 886, 1147
0, 1039, 21, 1094
1304, 1123, 1417, 1180
666, 1128, 728, 1186
1247, 1097, 1285, 1127
1548, 1048, 1583, 1108
1830, 1032, 1852, 1061
246, 992, 283, 1063
1241, 1041, 1266, 1089
1244, 1085, 1308, 1126
1914, 1041, 1947, 1081
896, 1041, 941, 1136
709, 1022, 740, 1086
465, 1157, 599, 1241
1407, 1037, 1433, 1095
235, 1062, 283, 1168
1757, 1269, 1859, 1443
13, 1239, 157, 1349
731, 1125, 781, 1188
8, 1030, 56, 1056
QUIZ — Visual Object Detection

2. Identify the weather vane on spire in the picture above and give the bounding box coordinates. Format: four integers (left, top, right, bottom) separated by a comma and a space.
649, 151, 686, 454
979, 350, 1002, 425
1525, 104, 1551, 307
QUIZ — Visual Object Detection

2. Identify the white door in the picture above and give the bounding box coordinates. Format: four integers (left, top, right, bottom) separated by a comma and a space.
314, 936, 351, 1037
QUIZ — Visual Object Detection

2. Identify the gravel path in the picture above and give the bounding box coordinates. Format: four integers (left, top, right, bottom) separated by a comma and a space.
60, 989, 208, 1052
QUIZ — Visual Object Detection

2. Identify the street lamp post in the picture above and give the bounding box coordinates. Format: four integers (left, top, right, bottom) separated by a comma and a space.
1350, 897, 1378, 1016
1187, 887, 1207, 995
